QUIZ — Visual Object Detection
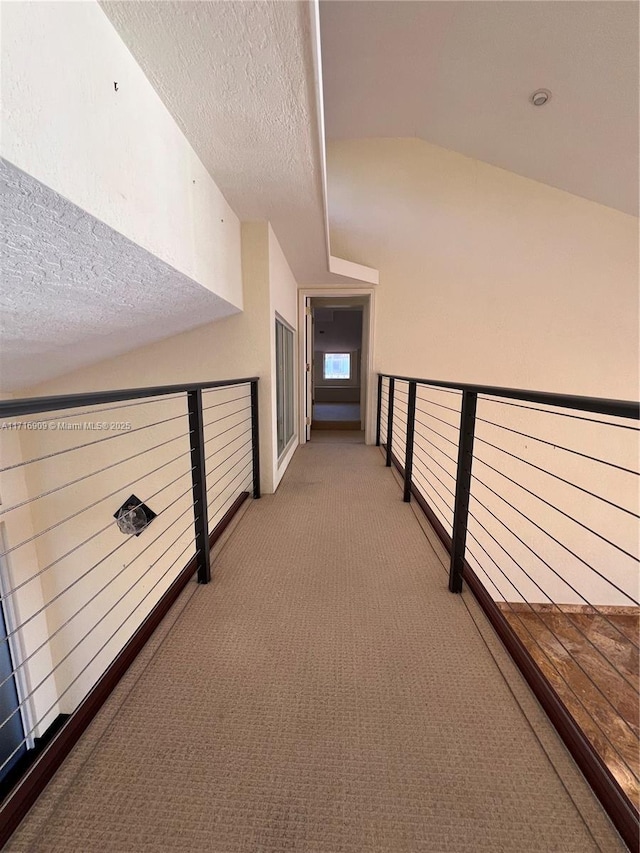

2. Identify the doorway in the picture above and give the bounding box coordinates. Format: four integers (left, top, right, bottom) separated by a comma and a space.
301, 292, 374, 442
311, 302, 362, 430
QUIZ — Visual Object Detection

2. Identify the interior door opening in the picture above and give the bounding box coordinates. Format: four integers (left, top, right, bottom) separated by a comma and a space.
305, 296, 368, 439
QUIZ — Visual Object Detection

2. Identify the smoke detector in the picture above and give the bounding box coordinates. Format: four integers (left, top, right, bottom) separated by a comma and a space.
530, 89, 551, 107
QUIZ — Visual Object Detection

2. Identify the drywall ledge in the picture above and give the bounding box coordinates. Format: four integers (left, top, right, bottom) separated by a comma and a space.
0, 159, 240, 391
329, 256, 379, 285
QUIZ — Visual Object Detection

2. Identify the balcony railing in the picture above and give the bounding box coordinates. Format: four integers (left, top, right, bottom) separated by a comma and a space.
0, 377, 260, 844
377, 373, 639, 850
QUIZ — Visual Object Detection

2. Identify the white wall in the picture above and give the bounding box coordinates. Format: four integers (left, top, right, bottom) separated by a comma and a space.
1, 0, 242, 309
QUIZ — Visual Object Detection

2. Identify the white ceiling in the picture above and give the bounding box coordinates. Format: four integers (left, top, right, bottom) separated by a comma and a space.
101, 0, 365, 285
0, 160, 238, 392
320, 1, 639, 216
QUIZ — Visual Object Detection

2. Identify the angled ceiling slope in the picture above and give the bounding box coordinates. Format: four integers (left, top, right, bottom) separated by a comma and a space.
321, 0, 639, 216
101, 0, 378, 285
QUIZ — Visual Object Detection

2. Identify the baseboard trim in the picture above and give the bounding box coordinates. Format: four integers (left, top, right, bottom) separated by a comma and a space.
0, 491, 249, 848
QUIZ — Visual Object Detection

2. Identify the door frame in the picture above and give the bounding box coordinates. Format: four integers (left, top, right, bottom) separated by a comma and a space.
298, 287, 376, 445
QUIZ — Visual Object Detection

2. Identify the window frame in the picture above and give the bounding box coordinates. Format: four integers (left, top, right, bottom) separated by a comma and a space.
322, 352, 352, 382
275, 316, 296, 462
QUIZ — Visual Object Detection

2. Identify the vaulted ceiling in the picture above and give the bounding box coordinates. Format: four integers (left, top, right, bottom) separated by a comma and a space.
103, 0, 638, 280
320, 1, 638, 216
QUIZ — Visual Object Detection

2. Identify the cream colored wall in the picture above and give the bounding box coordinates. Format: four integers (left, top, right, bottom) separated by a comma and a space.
328, 138, 639, 401
1, 0, 242, 308
330, 139, 639, 607
268, 225, 299, 488
1, 222, 298, 714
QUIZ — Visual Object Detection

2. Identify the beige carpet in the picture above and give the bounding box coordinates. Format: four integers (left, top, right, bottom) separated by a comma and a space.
309, 430, 365, 443
7, 441, 624, 852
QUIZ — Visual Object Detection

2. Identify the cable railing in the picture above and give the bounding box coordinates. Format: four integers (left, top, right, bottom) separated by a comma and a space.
0, 377, 259, 844
377, 372, 639, 850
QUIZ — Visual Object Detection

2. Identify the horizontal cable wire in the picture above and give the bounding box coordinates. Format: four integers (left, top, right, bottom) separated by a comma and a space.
203, 405, 251, 430
203, 428, 252, 466
415, 397, 460, 415
0, 412, 187, 473
465, 526, 639, 698
391, 445, 406, 464
207, 465, 253, 515
471, 472, 639, 606
2, 462, 195, 594
466, 542, 640, 778
0, 431, 192, 517
205, 417, 255, 446
0, 447, 193, 560
201, 393, 249, 413
413, 455, 456, 500
414, 430, 458, 467
205, 439, 252, 479
212, 472, 251, 515
473, 434, 639, 520
0, 502, 197, 695
473, 453, 639, 562
411, 473, 452, 532
411, 438, 457, 483
3, 481, 196, 633
0, 513, 197, 734
412, 408, 459, 432
475, 415, 638, 475
412, 465, 455, 515
414, 418, 459, 449
416, 384, 460, 396
4, 393, 185, 425
482, 395, 640, 431
467, 497, 639, 649
466, 541, 640, 763
0, 532, 200, 776
206, 455, 253, 501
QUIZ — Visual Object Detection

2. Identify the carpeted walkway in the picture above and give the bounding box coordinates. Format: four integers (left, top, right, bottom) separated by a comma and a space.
7, 440, 624, 851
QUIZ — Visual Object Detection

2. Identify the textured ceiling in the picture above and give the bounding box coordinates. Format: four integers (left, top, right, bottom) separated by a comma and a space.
0, 159, 239, 392
321, 1, 639, 216
101, 0, 359, 285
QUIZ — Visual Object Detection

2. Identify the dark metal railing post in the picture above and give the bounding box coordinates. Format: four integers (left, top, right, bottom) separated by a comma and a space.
375, 374, 383, 447
403, 381, 417, 502
449, 390, 477, 593
250, 380, 261, 499
385, 377, 395, 467
187, 389, 211, 584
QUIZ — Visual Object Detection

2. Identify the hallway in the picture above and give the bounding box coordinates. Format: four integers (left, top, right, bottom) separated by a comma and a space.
7, 438, 624, 851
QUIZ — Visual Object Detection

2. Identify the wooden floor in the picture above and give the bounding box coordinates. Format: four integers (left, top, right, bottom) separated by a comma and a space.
501, 604, 639, 809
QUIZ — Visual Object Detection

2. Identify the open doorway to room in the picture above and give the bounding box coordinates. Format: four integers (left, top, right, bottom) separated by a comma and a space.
300, 293, 374, 443
311, 302, 362, 430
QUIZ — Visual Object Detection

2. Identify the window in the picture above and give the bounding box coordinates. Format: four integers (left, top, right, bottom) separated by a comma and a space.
275, 318, 295, 458
323, 353, 351, 380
